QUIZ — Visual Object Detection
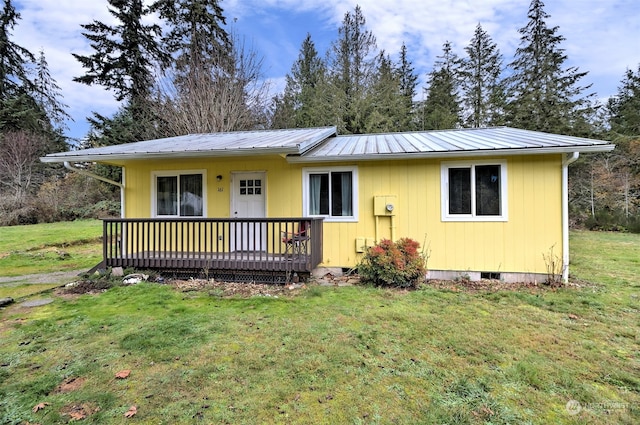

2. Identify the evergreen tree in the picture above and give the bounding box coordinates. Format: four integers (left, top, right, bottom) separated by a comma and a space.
272, 33, 329, 129
505, 0, 595, 135
396, 42, 418, 131
328, 5, 378, 134
151, 0, 230, 80
83, 107, 141, 183
0, 94, 46, 133
34, 49, 72, 134
460, 23, 505, 128
0, 0, 34, 100
419, 41, 462, 130
365, 52, 404, 133
291, 34, 327, 128
270, 92, 296, 129
74, 0, 169, 147
73, 0, 166, 104
0, 0, 45, 134
608, 65, 640, 137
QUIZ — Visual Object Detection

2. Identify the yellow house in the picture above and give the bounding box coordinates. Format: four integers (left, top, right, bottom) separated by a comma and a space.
42, 126, 614, 283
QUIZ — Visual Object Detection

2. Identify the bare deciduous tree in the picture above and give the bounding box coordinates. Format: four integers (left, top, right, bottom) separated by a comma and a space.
0, 130, 44, 201
153, 35, 270, 136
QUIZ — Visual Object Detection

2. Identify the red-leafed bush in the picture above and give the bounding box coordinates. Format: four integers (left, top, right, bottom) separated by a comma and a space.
358, 238, 427, 288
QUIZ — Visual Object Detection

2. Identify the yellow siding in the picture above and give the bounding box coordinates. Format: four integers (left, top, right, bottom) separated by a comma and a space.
120, 154, 563, 275
122, 156, 305, 219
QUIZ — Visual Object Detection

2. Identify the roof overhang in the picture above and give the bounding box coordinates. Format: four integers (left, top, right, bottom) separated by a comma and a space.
40, 146, 301, 163
40, 126, 616, 165
40, 126, 337, 164
285, 144, 616, 163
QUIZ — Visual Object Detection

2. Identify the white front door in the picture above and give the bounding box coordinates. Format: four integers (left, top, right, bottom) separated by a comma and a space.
231, 172, 266, 251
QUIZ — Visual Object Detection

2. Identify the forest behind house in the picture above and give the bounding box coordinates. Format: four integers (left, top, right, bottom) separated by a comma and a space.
0, 0, 638, 231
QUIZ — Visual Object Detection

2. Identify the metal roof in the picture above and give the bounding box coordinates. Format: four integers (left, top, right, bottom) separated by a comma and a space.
41, 127, 337, 163
288, 127, 615, 162
42, 126, 615, 164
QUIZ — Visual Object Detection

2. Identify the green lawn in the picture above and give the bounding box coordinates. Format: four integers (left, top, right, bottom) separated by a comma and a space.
0, 220, 102, 277
0, 230, 638, 424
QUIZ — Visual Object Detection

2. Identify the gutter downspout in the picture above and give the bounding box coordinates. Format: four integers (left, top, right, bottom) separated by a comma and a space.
64, 161, 125, 218
562, 152, 579, 283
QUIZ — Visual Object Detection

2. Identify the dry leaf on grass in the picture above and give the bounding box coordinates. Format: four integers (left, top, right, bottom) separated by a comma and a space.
32, 402, 49, 412
124, 405, 137, 418
69, 410, 86, 420
115, 369, 131, 379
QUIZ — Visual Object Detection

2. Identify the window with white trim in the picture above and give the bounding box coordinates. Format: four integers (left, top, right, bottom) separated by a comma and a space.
302, 167, 358, 221
153, 171, 205, 217
441, 161, 507, 221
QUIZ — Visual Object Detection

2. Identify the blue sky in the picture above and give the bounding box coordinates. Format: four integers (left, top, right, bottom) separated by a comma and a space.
12, 0, 640, 142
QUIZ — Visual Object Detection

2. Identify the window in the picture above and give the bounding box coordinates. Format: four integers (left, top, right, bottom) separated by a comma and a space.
303, 167, 358, 221
153, 171, 205, 217
441, 161, 507, 221
239, 179, 262, 195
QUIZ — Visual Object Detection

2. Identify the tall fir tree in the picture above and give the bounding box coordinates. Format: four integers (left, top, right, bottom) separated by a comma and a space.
272, 33, 329, 129
365, 52, 404, 133
73, 0, 165, 103
328, 5, 378, 134
460, 23, 505, 128
0, 0, 34, 100
270, 92, 296, 129
34, 50, 72, 134
505, 0, 595, 135
0, 0, 46, 134
420, 41, 462, 130
151, 0, 230, 81
74, 0, 168, 146
608, 65, 640, 137
32, 49, 69, 167
396, 42, 418, 131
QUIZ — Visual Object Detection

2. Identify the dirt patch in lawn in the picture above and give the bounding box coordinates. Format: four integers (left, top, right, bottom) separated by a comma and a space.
56, 279, 114, 296
52, 376, 87, 394
60, 401, 100, 421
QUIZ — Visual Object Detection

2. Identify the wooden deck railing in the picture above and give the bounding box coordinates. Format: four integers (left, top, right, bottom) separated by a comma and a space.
102, 218, 323, 273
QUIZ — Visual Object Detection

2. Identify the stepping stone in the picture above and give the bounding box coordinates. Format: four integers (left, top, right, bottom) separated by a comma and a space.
20, 298, 54, 307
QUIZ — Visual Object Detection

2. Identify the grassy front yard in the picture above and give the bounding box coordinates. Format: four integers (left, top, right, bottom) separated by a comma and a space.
0, 229, 638, 424
0, 220, 102, 277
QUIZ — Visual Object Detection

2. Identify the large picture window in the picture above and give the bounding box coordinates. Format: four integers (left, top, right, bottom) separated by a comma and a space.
153, 172, 205, 217
303, 167, 358, 221
441, 161, 507, 221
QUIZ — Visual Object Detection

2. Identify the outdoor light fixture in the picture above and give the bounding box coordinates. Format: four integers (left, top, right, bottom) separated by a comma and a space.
216, 175, 223, 182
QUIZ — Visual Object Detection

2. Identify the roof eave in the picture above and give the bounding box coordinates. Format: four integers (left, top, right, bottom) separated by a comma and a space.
286, 144, 616, 163
41, 147, 301, 164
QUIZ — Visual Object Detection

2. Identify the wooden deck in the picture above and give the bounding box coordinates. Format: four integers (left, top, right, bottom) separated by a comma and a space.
102, 218, 323, 275
110, 251, 312, 272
